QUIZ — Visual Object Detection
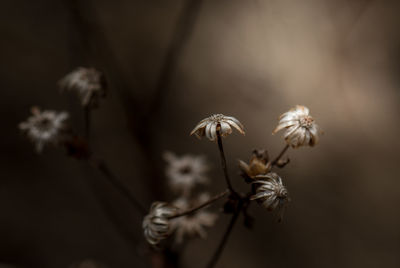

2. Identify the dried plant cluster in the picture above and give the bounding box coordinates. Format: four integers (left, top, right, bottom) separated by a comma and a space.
143, 109, 321, 266
18, 67, 321, 267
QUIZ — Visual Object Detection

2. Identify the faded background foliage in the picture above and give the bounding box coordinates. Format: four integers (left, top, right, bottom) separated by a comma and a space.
1, 0, 400, 267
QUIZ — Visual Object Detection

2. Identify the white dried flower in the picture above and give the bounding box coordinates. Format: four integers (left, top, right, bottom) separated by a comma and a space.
59, 67, 106, 107
163, 151, 209, 195
250, 173, 289, 213
19, 107, 69, 153
190, 114, 245, 141
143, 202, 177, 245
171, 193, 218, 243
273, 105, 320, 148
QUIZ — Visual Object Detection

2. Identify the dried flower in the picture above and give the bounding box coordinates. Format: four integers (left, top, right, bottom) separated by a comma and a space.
190, 114, 245, 141
163, 151, 209, 195
250, 173, 289, 215
273, 105, 320, 148
59, 67, 106, 107
239, 149, 271, 180
19, 107, 69, 153
171, 193, 218, 243
143, 202, 177, 245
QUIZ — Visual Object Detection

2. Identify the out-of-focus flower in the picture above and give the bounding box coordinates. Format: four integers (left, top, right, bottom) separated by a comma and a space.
59, 67, 106, 107
163, 151, 209, 195
239, 149, 271, 180
171, 193, 218, 243
190, 114, 245, 141
19, 107, 69, 153
250, 173, 289, 214
273, 105, 320, 148
143, 202, 177, 246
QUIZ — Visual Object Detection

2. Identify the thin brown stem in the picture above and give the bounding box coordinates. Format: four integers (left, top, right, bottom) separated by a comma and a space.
89, 158, 147, 215
216, 131, 239, 197
206, 200, 244, 268
271, 144, 290, 166
169, 189, 230, 219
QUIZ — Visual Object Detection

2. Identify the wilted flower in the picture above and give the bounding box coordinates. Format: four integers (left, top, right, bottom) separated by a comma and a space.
19, 107, 69, 153
163, 151, 209, 195
171, 193, 218, 243
143, 202, 177, 245
273, 105, 320, 148
239, 149, 271, 180
250, 173, 289, 217
59, 67, 106, 107
190, 114, 245, 141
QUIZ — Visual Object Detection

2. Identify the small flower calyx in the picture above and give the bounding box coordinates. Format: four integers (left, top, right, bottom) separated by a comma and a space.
239, 149, 272, 182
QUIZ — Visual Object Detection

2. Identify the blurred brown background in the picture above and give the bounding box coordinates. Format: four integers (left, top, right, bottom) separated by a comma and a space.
1, 0, 400, 267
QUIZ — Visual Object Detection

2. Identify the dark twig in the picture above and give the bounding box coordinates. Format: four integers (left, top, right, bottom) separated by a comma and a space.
89, 158, 147, 215
271, 144, 289, 166
169, 189, 230, 219
206, 200, 244, 268
216, 132, 239, 197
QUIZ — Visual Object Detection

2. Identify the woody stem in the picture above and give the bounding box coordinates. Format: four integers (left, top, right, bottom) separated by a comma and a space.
169, 189, 230, 219
89, 158, 147, 215
206, 199, 244, 268
217, 131, 239, 197
271, 144, 290, 166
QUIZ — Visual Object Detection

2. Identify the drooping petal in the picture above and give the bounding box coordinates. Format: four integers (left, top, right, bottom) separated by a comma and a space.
210, 122, 217, 140
250, 191, 274, 201
227, 119, 245, 135
205, 123, 213, 140
219, 121, 232, 136
224, 116, 244, 131
190, 120, 207, 136
273, 120, 297, 134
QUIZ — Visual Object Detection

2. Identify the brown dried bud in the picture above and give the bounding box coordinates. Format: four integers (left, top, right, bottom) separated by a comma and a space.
238, 149, 272, 181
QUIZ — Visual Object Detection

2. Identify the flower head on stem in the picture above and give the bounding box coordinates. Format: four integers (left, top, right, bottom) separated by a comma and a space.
273, 105, 321, 148
143, 202, 178, 246
190, 114, 244, 141
250, 172, 290, 221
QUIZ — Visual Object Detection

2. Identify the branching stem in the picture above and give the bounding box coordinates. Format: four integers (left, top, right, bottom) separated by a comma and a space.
169, 189, 230, 219
89, 158, 147, 215
271, 144, 290, 166
206, 200, 245, 268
